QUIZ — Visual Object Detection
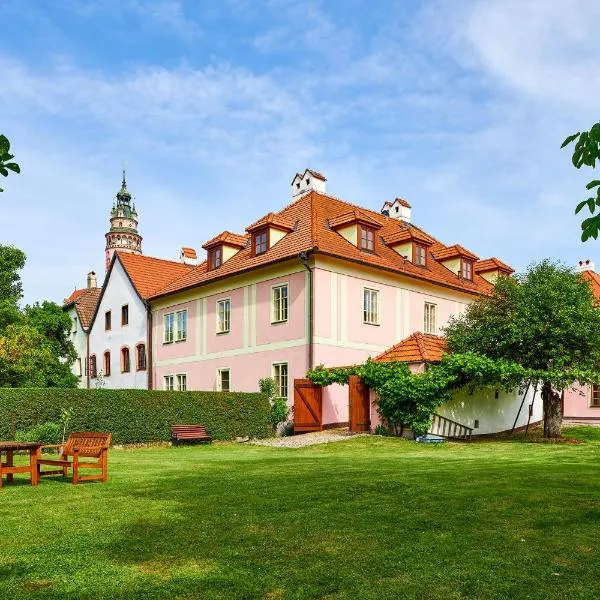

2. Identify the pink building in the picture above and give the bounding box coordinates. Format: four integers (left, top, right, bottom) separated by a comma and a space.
147, 170, 513, 428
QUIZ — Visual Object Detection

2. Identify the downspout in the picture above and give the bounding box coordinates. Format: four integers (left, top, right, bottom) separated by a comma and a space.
86, 332, 90, 389
146, 302, 153, 390
299, 252, 314, 371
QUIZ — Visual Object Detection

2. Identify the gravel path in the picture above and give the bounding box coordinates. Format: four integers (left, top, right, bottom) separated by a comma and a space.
250, 428, 369, 448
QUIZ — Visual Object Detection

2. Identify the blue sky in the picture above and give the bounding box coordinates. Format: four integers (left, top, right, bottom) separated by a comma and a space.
1, 0, 599, 304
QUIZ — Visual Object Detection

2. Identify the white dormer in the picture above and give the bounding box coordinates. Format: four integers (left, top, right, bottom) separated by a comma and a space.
381, 198, 412, 223
291, 169, 327, 199
576, 259, 596, 273
180, 247, 198, 266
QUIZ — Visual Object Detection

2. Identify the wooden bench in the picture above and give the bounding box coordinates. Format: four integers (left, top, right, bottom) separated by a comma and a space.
171, 425, 212, 445
37, 432, 111, 485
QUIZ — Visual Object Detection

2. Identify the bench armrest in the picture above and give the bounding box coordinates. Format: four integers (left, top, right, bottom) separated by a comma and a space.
40, 444, 63, 450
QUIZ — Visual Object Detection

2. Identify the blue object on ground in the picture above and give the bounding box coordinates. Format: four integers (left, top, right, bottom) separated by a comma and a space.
415, 434, 446, 443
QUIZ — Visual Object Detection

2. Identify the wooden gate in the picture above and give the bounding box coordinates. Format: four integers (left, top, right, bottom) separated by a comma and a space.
349, 375, 371, 432
293, 379, 322, 433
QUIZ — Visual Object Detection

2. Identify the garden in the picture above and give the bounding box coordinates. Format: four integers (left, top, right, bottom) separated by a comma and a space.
1, 428, 600, 599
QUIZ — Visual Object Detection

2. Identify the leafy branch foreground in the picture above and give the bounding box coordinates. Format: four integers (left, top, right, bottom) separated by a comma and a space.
0, 134, 20, 192
308, 353, 600, 436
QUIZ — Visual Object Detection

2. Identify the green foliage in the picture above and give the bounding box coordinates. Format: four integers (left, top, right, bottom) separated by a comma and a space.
374, 424, 391, 436
15, 421, 62, 445
258, 377, 277, 398
0, 134, 20, 192
25, 301, 77, 364
60, 406, 75, 442
0, 388, 271, 443
561, 123, 600, 241
259, 377, 290, 432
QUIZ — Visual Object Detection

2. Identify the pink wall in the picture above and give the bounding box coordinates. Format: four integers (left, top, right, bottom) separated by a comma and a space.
206, 288, 244, 353
256, 272, 305, 345
564, 384, 600, 419
313, 268, 331, 338
153, 300, 196, 360
409, 291, 456, 334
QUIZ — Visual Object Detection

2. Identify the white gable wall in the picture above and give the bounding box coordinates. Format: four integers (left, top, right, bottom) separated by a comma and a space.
67, 304, 87, 388
88, 259, 149, 389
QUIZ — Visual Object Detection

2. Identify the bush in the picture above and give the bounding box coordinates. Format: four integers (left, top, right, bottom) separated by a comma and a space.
0, 388, 271, 444
269, 397, 290, 432
15, 421, 62, 444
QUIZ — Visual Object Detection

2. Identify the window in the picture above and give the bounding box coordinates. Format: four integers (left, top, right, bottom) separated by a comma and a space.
591, 385, 600, 407
136, 344, 147, 371
121, 304, 129, 326
177, 374, 187, 391
121, 347, 130, 373
103, 351, 111, 377
217, 298, 231, 333
360, 225, 375, 252
72, 317, 78, 334
217, 368, 231, 392
105, 310, 112, 331
272, 285, 289, 323
253, 229, 268, 255
164, 375, 174, 391
164, 310, 187, 343
414, 244, 427, 267
90, 355, 97, 379
273, 363, 289, 399
77, 358, 82, 377
424, 302, 437, 334
363, 288, 379, 325
461, 259, 473, 281
208, 247, 222, 270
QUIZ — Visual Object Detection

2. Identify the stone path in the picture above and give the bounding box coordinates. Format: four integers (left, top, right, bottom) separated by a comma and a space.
250, 428, 368, 448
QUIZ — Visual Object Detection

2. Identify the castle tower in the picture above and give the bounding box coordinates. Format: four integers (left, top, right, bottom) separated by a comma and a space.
105, 171, 143, 271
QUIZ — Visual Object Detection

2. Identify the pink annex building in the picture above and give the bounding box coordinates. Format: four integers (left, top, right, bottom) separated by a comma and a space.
146, 170, 513, 429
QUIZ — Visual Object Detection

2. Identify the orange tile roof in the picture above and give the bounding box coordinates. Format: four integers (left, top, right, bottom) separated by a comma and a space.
181, 247, 197, 260
582, 270, 600, 300
383, 197, 412, 209
383, 226, 435, 247
475, 257, 514, 274
151, 190, 497, 300
374, 332, 447, 364
117, 252, 195, 300
328, 208, 383, 230
246, 212, 295, 233
433, 244, 479, 262
202, 231, 247, 250
64, 287, 102, 330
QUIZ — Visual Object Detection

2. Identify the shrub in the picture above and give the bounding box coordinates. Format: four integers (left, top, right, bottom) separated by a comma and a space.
0, 388, 271, 444
259, 377, 290, 433
15, 421, 62, 445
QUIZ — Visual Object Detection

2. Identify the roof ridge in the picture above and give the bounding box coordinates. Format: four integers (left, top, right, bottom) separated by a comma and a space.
116, 251, 194, 268
413, 332, 429, 361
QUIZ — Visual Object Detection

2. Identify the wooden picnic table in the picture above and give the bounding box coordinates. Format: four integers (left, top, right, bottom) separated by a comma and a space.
0, 441, 42, 488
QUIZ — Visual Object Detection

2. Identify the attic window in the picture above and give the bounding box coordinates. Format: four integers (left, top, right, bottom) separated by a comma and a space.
306, 178, 310, 184
296, 182, 300, 189
208, 247, 222, 270
395, 206, 399, 213
414, 244, 427, 267
360, 225, 375, 252
461, 259, 473, 281
253, 229, 268, 256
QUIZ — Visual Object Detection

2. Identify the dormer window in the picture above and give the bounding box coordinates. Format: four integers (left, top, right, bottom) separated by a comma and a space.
360, 225, 375, 252
414, 244, 427, 267
208, 246, 222, 270
461, 259, 473, 281
253, 229, 268, 256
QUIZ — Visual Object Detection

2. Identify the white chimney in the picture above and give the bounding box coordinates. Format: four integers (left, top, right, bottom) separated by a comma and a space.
576, 259, 596, 273
291, 169, 327, 199
381, 198, 411, 223
87, 271, 97, 289
180, 247, 198, 266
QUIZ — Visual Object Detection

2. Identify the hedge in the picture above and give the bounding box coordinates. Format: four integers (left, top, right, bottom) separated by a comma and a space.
0, 388, 271, 444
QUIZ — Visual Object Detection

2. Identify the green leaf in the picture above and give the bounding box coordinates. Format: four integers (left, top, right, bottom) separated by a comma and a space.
576, 200, 588, 214
0, 134, 9, 154
586, 180, 600, 190
590, 123, 600, 142
5, 163, 20, 174
0, 166, 8, 177
573, 148, 584, 168
561, 132, 580, 148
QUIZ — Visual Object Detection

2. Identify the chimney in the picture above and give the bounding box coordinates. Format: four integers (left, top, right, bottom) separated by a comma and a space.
382, 198, 411, 223
87, 271, 97, 289
180, 247, 198, 266
291, 169, 327, 199
576, 259, 596, 273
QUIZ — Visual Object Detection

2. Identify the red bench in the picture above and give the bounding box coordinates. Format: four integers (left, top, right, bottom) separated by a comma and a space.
171, 425, 212, 445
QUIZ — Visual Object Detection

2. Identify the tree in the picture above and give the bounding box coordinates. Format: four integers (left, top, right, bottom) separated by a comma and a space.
444, 260, 600, 437
0, 134, 20, 192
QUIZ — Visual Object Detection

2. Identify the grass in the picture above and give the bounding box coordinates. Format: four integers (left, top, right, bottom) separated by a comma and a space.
1, 427, 600, 599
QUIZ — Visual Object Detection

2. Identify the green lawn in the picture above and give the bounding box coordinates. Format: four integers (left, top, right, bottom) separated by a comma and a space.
1, 428, 600, 600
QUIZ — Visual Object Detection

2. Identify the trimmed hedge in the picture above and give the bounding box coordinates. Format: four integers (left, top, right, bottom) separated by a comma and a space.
0, 388, 271, 444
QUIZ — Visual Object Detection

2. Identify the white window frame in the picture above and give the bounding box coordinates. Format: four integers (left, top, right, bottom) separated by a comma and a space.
164, 312, 175, 343
217, 368, 231, 392
216, 298, 231, 334
271, 284, 289, 324
272, 362, 289, 399
363, 287, 380, 325
164, 309, 188, 343
176, 373, 187, 392
424, 302, 437, 334
176, 309, 187, 342
164, 375, 174, 391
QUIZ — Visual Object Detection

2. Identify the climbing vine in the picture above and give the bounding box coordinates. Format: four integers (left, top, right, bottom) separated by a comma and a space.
307, 353, 600, 436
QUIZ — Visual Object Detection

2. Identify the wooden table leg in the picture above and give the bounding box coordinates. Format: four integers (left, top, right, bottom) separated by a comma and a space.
0, 450, 3, 489
6, 450, 14, 484
30, 447, 39, 486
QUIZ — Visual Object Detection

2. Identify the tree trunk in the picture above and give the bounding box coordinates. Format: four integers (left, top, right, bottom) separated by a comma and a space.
542, 381, 562, 438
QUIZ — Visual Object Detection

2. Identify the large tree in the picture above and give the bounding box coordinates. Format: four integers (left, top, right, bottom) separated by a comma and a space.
445, 260, 600, 437
0, 134, 20, 192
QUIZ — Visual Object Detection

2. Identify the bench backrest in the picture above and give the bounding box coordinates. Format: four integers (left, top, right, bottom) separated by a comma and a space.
63, 432, 112, 457
171, 425, 208, 436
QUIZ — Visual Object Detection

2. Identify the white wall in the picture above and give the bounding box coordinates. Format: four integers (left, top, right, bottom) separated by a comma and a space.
88, 260, 148, 389
67, 305, 87, 388
438, 384, 543, 435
